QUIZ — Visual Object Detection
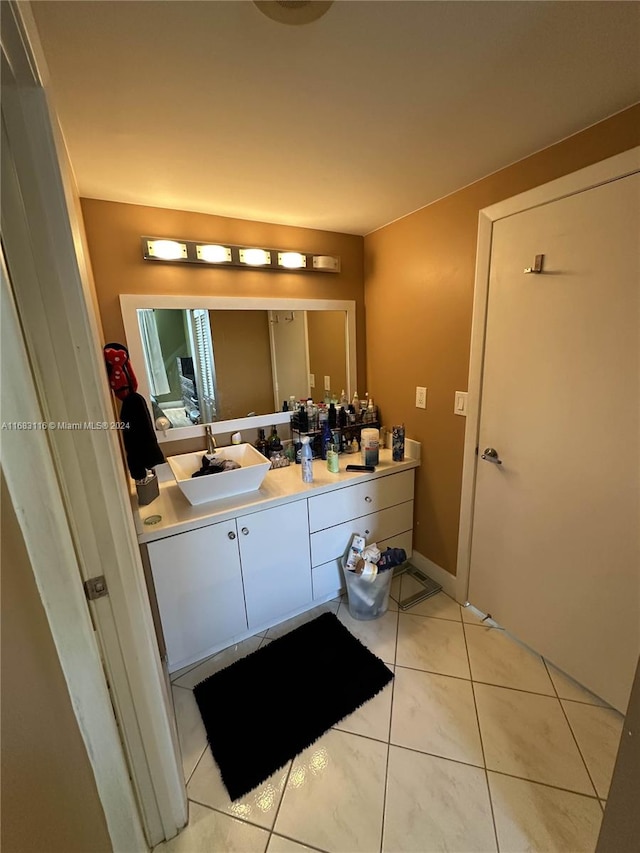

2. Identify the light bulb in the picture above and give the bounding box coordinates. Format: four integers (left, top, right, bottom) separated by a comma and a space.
147, 240, 186, 260
278, 252, 306, 269
197, 244, 231, 263
240, 248, 271, 266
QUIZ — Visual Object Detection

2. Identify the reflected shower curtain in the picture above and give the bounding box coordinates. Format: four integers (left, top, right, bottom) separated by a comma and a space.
139, 309, 170, 396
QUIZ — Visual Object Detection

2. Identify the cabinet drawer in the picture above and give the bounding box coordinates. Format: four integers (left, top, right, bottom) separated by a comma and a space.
308, 469, 414, 533
312, 529, 414, 600
310, 500, 413, 568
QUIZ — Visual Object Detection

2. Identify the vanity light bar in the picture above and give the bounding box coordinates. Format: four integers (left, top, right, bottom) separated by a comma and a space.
141, 237, 340, 273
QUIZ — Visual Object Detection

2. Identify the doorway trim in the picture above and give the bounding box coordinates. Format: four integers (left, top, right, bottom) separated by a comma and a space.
455, 145, 640, 604
3, 1, 187, 846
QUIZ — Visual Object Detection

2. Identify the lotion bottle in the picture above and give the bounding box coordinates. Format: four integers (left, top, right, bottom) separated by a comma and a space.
301, 435, 313, 483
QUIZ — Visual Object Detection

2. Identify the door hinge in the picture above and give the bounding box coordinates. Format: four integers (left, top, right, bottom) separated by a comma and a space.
84, 575, 109, 601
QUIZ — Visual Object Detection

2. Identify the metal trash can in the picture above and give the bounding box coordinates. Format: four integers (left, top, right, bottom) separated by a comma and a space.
342, 557, 394, 620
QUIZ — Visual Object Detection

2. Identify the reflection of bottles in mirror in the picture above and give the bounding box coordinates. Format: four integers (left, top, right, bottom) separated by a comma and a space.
340, 389, 349, 407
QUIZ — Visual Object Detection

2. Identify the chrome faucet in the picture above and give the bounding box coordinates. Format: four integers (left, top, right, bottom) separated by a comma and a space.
205, 424, 217, 455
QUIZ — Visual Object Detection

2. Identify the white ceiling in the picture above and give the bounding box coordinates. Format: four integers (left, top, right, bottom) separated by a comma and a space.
31, 1, 640, 236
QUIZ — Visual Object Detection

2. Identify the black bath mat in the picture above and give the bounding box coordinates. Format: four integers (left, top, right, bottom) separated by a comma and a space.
193, 611, 393, 801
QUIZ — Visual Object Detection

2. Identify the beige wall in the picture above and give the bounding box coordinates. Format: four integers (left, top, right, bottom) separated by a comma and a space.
364, 105, 640, 575
81, 199, 365, 457
0, 475, 112, 853
307, 311, 348, 400
209, 309, 274, 419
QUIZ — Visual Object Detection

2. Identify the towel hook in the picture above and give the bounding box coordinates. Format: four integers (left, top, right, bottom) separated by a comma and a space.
524, 254, 544, 274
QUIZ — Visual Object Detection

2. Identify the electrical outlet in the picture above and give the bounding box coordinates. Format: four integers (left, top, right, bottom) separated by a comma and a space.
309, 373, 315, 388
415, 386, 427, 409
324, 375, 331, 391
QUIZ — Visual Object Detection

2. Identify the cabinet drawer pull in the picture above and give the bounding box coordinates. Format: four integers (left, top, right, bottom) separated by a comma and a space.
364, 496, 372, 503
227, 531, 236, 540
241, 527, 249, 535
365, 529, 370, 535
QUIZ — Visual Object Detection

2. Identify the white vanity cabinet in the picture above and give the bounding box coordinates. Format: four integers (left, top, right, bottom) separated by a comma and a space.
237, 500, 312, 630
138, 453, 419, 672
147, 519, 248, 671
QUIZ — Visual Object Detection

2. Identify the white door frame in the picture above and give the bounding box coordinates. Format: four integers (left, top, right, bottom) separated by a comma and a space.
2, 2, 187, 846
455, 145, 640, 604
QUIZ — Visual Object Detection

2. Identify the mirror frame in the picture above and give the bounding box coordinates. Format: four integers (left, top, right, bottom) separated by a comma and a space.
120, 294, 357, 443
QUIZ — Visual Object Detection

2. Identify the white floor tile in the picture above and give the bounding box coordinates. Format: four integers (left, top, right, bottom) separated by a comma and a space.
474, 683, 594, 795
396, 613, 470, 678
274, 728, 387, 853
546, 662, 609, 707
383, 746, 497, 852
334, 666, 394, 742
187, 746, 291, 831
465, 623, 555, 695
336, 607, 399, 664
390, 667, 484, 766
489, 772, 602, 853
265, 600, 340, 640
173, 636, 263, 690
172, 686, 207, 783
267, 836, 325, 853
561, 700, 624, 799
154, 802, 269, 852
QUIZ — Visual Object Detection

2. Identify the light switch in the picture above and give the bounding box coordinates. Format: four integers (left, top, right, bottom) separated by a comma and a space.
415, 386, 427, 409
309, 373, 315, 388
324, 375, 331, 391
454, 391, 468, 416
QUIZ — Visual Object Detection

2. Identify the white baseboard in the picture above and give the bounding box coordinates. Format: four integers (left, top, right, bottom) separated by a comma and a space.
409, 551, 457, 600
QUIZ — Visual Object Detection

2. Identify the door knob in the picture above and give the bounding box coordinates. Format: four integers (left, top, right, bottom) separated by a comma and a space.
227, 531, 236, 540
241, 527, 249, 535
481, 447, 503, 465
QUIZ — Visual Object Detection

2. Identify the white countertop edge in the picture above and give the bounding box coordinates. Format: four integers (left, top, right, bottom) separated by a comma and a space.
133, 445, 420, 544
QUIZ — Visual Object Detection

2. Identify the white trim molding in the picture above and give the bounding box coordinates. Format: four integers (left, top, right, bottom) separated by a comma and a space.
3, 2, 188, 846
455, 146, 640, 605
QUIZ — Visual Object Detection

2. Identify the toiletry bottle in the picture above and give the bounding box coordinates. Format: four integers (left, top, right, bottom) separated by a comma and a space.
301, 435, 313, 483
321, 417, 332, 460
352, 391, 360, 414
269, 425, 283, 454
327, 442, 339, 474
328, 401, 337, 428
340, 389, 349, 408
255, 428, 268, 458
289, 395, 296, 411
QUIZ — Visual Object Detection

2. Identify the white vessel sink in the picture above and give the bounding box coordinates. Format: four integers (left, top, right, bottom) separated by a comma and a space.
167, 444, 271, 505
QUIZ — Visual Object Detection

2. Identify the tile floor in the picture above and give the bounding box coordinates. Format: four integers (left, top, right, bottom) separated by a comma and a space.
155, 576, 624, 853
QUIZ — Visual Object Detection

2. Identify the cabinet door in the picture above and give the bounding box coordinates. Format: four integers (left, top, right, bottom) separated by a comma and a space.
308, 469, 414, 532
238, 501, 312, 629
147, 521, 247, 671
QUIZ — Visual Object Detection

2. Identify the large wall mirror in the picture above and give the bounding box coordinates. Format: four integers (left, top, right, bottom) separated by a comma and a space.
120, 295, 357, 443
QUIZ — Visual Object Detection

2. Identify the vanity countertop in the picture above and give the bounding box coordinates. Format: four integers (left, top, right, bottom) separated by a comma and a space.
132, 443, 420, 544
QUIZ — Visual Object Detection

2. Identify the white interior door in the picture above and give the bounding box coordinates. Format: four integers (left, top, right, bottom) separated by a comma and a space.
468, 172, 640, 713
269, 309, 310, 406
